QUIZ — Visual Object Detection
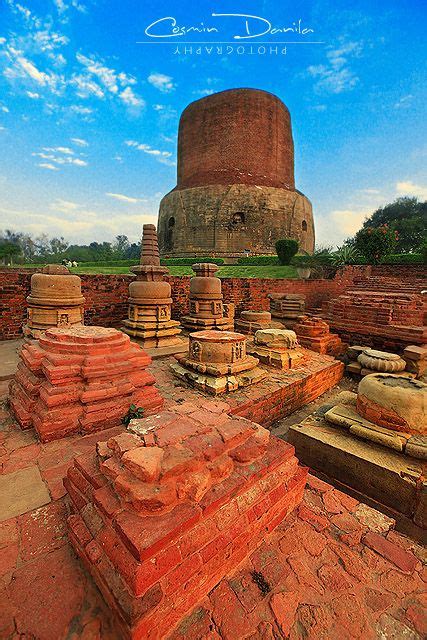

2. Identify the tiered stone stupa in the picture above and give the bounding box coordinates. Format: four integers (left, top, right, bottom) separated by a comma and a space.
268, 293, 305, 328
234, 310, 282, 335
65, 403, 307, 640
9, 326, 163, 442
294, 315, 345, 357
247, 328, 306, 370
171, 330, 266, 394
23, 264, 85, 338
181, 263, 234, 332
122, 225, 181, 348
324, 374, 426, 459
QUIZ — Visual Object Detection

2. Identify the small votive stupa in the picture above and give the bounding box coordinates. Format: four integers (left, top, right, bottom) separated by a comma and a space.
247, 328, 306, 369
24, 264, 85, 338
171, 330, 266, 394
181, 263, 234, 332
324, 373, 427, 459
122, 224, 182, 348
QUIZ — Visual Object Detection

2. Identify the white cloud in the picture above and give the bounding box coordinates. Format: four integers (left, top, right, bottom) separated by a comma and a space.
43, 146, 74, 154
51, 199, 80, 211
1, 105, 9, 113
69, 105, 93, 115
125, 139, 172, 158
71, 137, 88, 147
394, 95, 414, 109
38, 162, 59, 171
120, 86, 145, 108
33, 147, 88, 168
73, 53, 144, 108
396, 181, 427, 199
26, 91, 40, 98
148, 72, 176, 93
307, 41, 362, 94
106, 192, 141, 203
192, 88, 214, 97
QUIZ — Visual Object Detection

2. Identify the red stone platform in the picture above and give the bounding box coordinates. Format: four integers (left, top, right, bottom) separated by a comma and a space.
151, 352, 344, 428
1, 389, 425, 640
9, 326, 163, 442
65, 405, 307, 639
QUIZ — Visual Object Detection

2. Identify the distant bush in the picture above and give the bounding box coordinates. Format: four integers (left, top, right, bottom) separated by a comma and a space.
381, 253, 423, 264
78, 259, 135, 267
275, 239, 299, 265
160, 257, 224, 265
237, 255, 279, 265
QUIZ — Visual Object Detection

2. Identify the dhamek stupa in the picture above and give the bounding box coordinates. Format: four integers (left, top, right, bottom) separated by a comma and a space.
158, 88, 314, 260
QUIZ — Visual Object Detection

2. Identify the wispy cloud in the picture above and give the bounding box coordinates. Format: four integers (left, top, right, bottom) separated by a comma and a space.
38, 162, 59, 171
71, 137, 88, 147
394, 95, 414, 109
307, 41, 362, 94
106, 192, 141, 203
32, 142, 88, 169
51, 199, 80, 211
396, 181, 427, 199
148, 72, 176, 93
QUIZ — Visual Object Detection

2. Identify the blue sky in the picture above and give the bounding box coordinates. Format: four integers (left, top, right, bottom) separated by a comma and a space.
0, 0, 426, 248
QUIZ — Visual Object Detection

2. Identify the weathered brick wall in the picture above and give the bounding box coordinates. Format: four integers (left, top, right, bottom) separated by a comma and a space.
1, 265, 425, 341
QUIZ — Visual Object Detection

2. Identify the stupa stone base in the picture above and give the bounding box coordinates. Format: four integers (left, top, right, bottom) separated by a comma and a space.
9, 326, 163, 442
288, 416, 426, 531
170, 361, 267, 395
171, 330, 267, 395
323, 397, 427, 459
65, 404, 307, 640
122, 319, 182, 348
181, 316, 234, 332
247, 328, 306, 370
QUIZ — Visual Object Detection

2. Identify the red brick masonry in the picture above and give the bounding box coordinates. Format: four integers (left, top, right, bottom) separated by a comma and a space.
9, 326, 163, 441
1, 382, 426, 640
65, 403, 307, 639
1, 265, 425, 343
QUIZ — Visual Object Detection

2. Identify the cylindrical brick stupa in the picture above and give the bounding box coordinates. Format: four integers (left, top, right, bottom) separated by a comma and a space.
158, 88, 314, 260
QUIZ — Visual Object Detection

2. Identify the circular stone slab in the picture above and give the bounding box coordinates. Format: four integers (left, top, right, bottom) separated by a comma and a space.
357, 373, 427, 434
358, 349, 406, 372
188, 330, 246, 364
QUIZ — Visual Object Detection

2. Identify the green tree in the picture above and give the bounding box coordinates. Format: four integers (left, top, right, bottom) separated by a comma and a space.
361, 197, 426, 253
275, 238, 299, 265
0, 242, 21, 265
354, 225, 397, 264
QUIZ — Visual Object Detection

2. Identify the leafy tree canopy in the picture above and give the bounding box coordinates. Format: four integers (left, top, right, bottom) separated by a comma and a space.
361, 197, 426, 253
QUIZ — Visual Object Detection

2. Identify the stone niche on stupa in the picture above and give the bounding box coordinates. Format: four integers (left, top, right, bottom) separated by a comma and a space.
122, 224, 182, 348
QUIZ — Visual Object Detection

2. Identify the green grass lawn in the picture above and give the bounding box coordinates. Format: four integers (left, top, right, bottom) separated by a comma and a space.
12, 264, 298, 278
69, 265, 297, 278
